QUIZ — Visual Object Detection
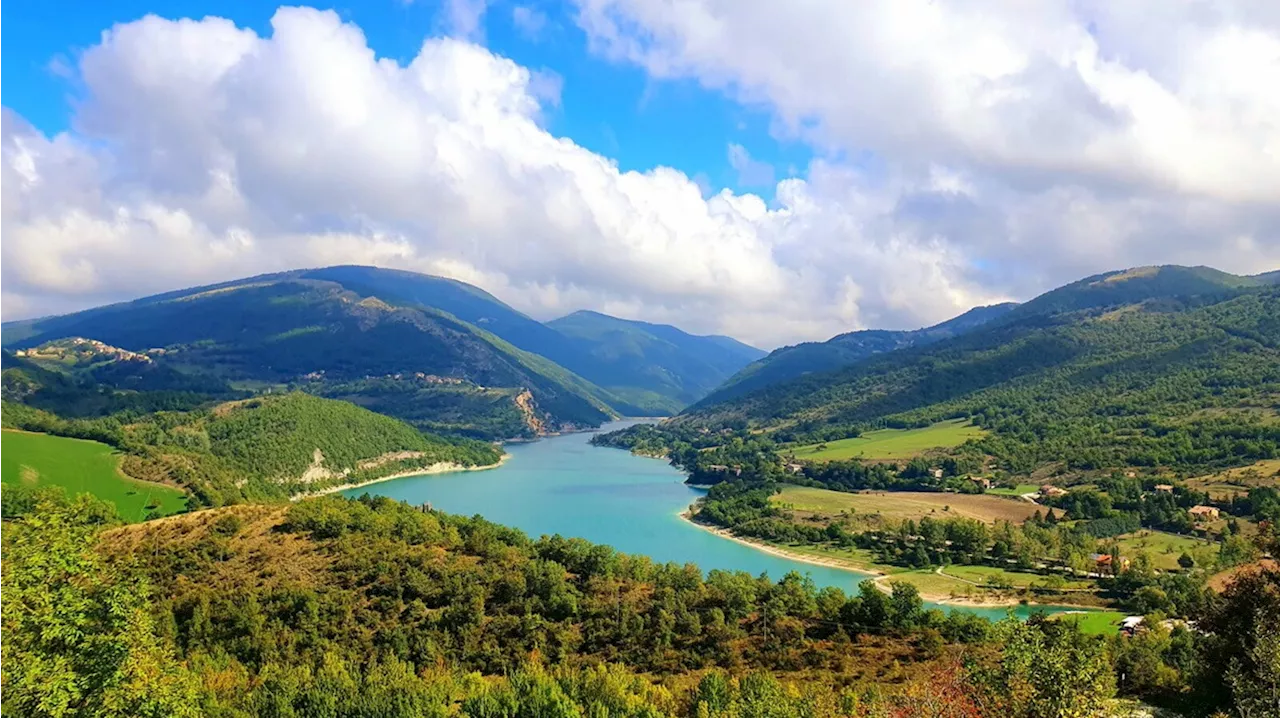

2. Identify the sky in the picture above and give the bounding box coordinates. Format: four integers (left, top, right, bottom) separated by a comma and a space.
2, 1, 1279, 349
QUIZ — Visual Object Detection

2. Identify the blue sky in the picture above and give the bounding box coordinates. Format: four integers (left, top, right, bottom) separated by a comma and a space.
2, 0, 812, 198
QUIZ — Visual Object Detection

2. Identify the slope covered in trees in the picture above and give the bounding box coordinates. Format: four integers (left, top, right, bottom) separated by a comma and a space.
2, 274, 617, 437
3, 490, 1276, 718
1, 392, 501, 507
305, 266, 765, 414
548, 310, 764, 413
702, 302, 1016, 406
677, 267, 1280, 474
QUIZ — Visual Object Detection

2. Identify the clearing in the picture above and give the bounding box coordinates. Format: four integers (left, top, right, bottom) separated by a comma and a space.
1052, 610, 1127, 635
1185, 459, 1280, 500
788, 419, 986, 461
987, 483, 1039, 497
940, 564, 1094, 591
1113, 530, 1218, 571
773, 485, 1040, 524
1, 429, 187, 522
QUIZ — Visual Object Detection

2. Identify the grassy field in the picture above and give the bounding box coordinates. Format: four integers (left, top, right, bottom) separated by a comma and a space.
1113, 530, 1217, 570
1186, 459, 1280, 500
789, 419, 986, 461
941, 564, 1094, 591
773, 485, 1040, 524
882, 569, 978, 598
987, 483, 1039, 497
1, 430, 187, 521
1052, 610, 1127, 635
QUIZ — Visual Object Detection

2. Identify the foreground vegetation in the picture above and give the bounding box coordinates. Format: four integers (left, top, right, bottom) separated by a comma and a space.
4, 489, 1279, 717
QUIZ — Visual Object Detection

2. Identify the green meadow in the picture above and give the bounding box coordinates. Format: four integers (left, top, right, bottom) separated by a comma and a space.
789, 419, 987, 461
1, 429, 187, 521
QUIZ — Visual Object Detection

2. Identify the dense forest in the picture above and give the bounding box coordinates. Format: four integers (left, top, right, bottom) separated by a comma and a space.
3, 490, 1278, 717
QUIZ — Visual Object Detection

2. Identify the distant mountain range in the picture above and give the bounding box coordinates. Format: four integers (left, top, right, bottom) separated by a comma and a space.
1, 266, 763, 438
698, 302, 1018, 407
673, 265, 1280, 472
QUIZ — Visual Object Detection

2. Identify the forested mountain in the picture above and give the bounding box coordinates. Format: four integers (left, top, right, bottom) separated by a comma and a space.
701, 302, 1016, 406
670, 266, 1280, 474
548, 310, 764, 413
303, 267, 764, 413
2, 273, 618, 438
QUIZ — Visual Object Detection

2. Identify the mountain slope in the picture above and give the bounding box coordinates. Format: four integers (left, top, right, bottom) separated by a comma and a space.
674, 265, 1280, 473
700, 302, 1017, 406
2, 275, 615, 438
303, 266, 764, 413
547, 310, 764, 413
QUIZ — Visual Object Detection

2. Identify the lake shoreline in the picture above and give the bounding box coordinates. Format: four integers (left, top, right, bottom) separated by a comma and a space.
677, 506, 1056, 609
294, 453, 511, 500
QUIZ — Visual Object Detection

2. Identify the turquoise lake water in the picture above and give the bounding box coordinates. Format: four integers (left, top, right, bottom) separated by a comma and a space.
344, 420, 1079, 621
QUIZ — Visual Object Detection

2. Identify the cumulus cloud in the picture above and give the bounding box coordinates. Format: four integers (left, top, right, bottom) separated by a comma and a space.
1, 6, 1007, 348
576, 0, 1280, 288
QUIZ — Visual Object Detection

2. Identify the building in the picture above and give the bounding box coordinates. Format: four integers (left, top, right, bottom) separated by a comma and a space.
1120, 616, 1145, 636
1039, 485, 1068, 498
1154, 484, 1174, 493
932, 468, 944, 479
786, 463, 804, 475
970, 477, 992, 490
1188, 505, 1221, 521
1091, 553, 1130, 575
1125, 471, 1137, 478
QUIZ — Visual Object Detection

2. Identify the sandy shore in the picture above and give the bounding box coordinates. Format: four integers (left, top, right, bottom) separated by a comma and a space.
293, 453, 511, 500
677, 507, 1043, 608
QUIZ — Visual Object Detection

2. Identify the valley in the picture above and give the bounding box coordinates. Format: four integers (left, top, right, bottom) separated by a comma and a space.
4, 263, 1279, 718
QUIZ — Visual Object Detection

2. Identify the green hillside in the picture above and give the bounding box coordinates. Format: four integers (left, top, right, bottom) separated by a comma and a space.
2, 274, 616, 438
547, 310, 764, 413
1, 429, 187, 521
1, 392, 502, 507
305, 266, 764, 414
702, 303, 1016, 406
665, 266, 1280, 475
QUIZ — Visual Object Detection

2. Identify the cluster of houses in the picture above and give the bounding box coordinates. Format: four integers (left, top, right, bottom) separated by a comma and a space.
15, 337, 155, 364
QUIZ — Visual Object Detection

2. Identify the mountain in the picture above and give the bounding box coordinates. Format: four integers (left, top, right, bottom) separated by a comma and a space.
674, 265, 1280, 473
301, 266, 764, 413
546, 310, 765, 414
700, 302, 1017, 406
2, 273, 617, 439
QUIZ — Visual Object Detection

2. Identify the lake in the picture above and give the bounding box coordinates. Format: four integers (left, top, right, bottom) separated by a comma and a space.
344, 420, 1077, 620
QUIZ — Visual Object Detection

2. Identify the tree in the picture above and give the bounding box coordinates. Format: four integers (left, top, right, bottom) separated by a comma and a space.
1177, 552, 1195, 569
2, 495, 203, 717
1226, 618, 1280, 718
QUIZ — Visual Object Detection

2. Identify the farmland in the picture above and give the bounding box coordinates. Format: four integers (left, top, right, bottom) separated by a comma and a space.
1, 429, 187, 521
772, 485, 1040, 524
787, 419, 987, 461
1185, 459, 1280, 500
1113, 530, 1218, 571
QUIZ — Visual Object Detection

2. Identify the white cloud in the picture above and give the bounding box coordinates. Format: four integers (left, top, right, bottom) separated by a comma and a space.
574, 0, 1280, 282
727, 143, 774, 187
512, 6, 548, 40
1, 8, 1003, 348
444, 0, 489, 40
